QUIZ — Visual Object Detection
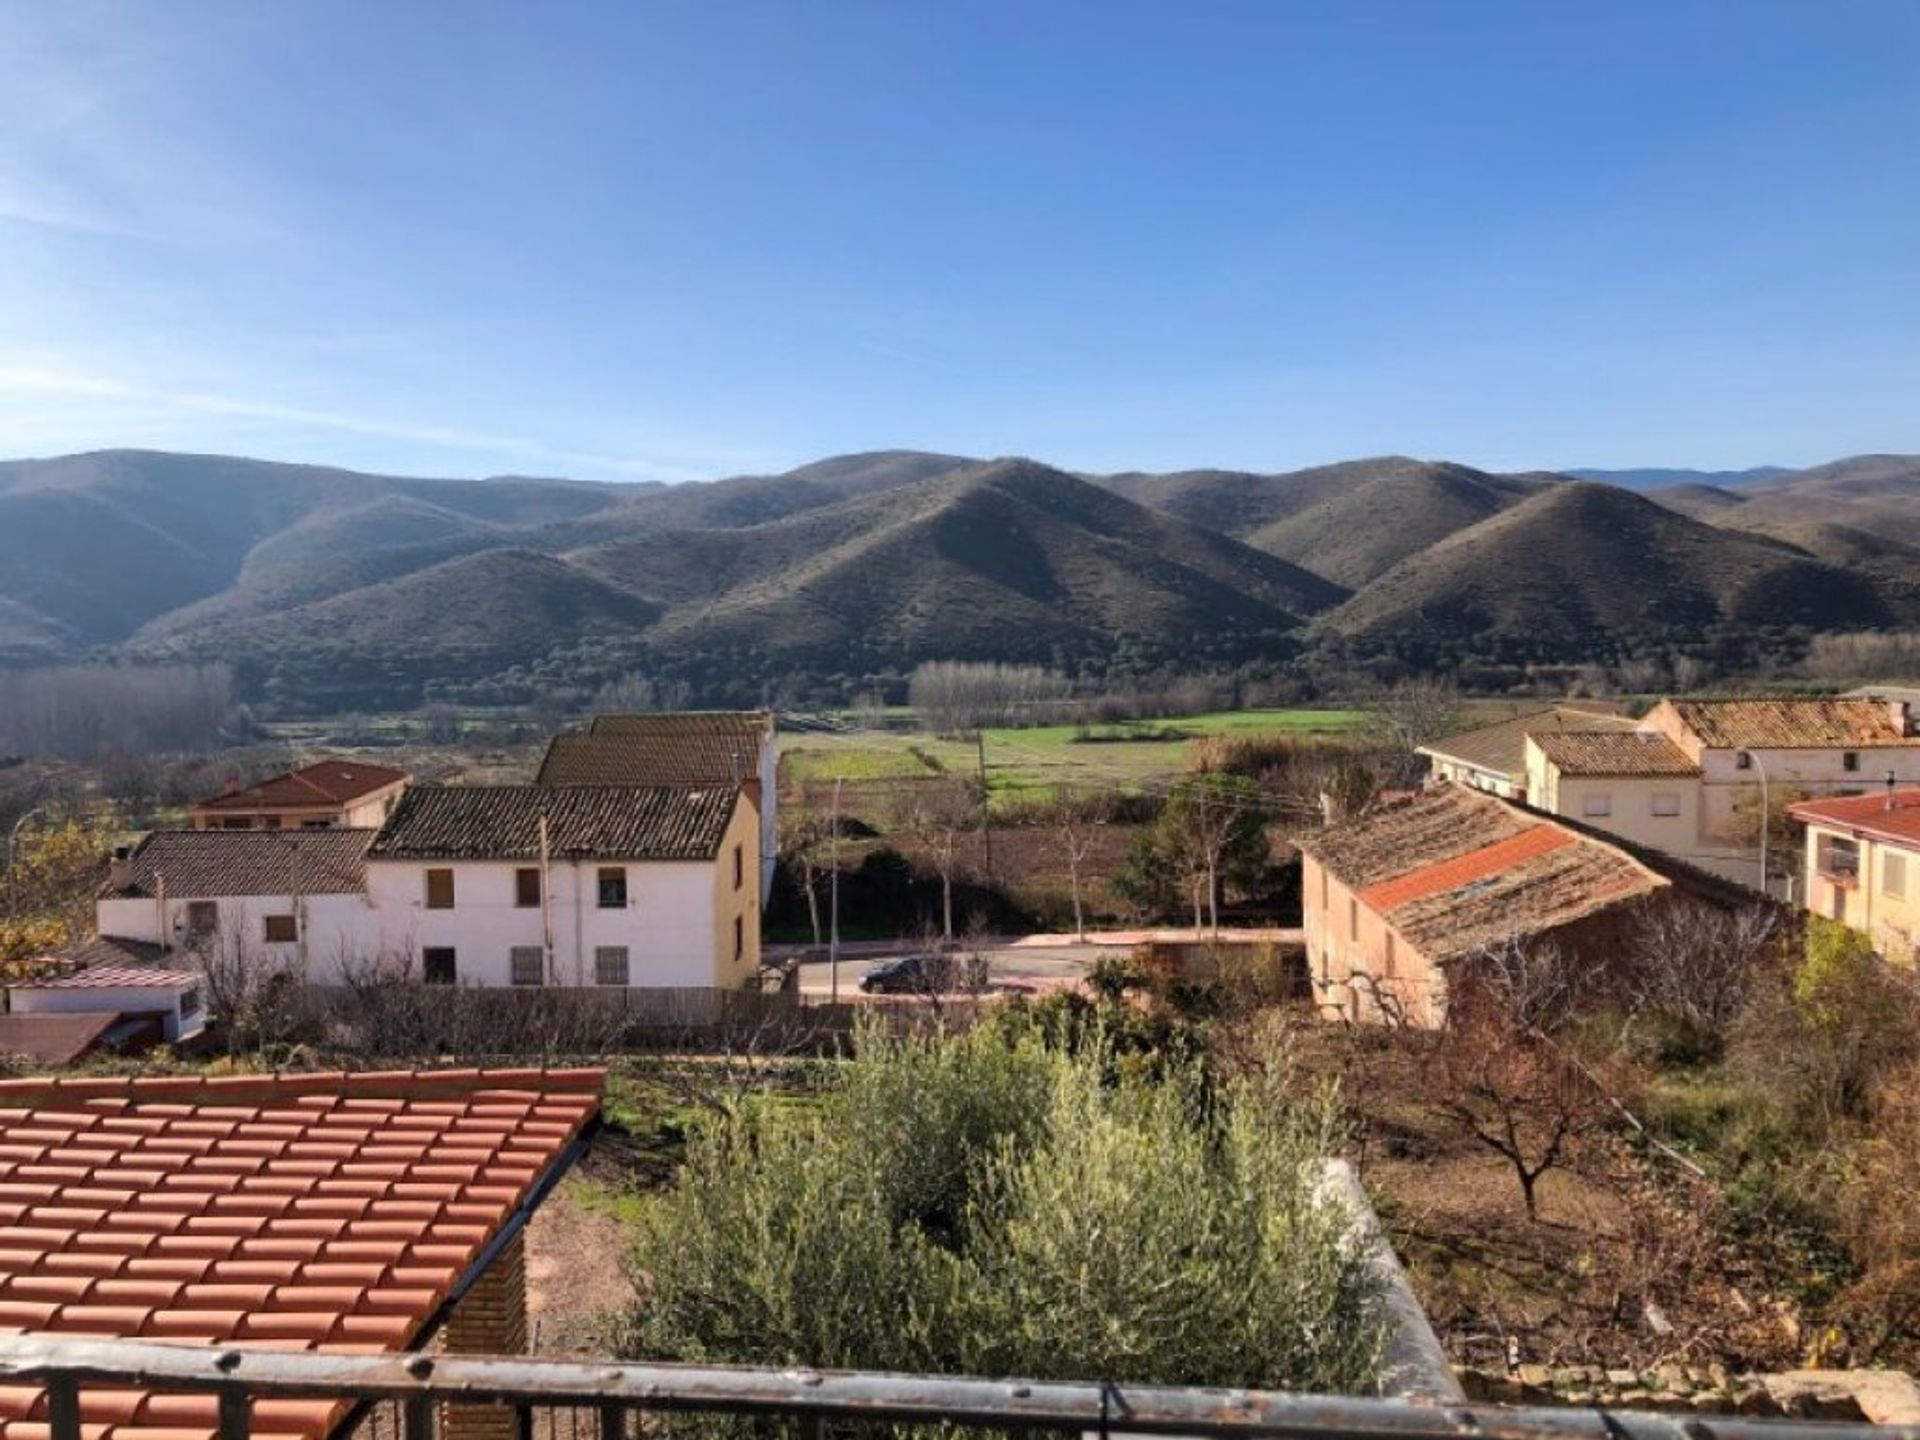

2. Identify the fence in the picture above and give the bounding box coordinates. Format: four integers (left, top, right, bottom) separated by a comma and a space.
0, 1335, 1909, 1440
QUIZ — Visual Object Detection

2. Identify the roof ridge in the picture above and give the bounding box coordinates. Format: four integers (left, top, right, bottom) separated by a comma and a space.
0, 1065, 606, 1110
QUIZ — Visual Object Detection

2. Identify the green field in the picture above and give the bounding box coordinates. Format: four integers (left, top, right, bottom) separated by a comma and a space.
780, 708, 1366, 803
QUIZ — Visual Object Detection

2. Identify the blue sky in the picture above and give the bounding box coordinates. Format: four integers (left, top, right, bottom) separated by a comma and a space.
2, 1, 1917, 483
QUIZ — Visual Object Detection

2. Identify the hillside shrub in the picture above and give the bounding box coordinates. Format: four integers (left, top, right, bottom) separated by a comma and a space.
624, 1019, 1384, 1394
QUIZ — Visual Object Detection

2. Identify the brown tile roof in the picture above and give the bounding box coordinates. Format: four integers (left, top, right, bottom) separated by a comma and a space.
368, 785, 740, 862
193, 760, 410, 814
107, 831, 374, 900
1417, 705, 1636, 782
1304, 785, 1679, 963
1661, 697, 1911, 749
1530, 731, 1700, 777
0, 1067, 601, 1440
537, 711, 772, 787
1302, 783, 1533, 889
1790, 788, 1920, 850
0, 1015, 120, 1067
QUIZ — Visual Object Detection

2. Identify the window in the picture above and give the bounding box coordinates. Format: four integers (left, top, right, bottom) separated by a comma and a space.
185, 901, 218, 937
733, 843, 744, 891
514, 868, 542, 908
425, 868, 455, 909
1348, 897, 1359, 941
1650, 793, 1682, 817
178, 987, 202, 1017
263, 914, 298, 944
1582, 793, 1612, 818
510, 946, 545, 986
300, 819, 332, 830
1735, 752, 1753, 771
734, 914, 745, 965
1843, 751, 1861, 772
594, 946, 630, 986
1887, 852, 1909, 899
597, 867, 627, 908
263, 816, 282, 830
422, 948, 457, 985
221, 818, 251, 831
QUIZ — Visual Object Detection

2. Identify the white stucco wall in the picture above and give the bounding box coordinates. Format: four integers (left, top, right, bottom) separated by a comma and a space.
11, 983, 204, 1041
95, 892, 385, 982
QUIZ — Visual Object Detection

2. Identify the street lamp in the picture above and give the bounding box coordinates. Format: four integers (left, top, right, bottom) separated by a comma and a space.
6, 807, 48, 917
1737, 751, 1769, 895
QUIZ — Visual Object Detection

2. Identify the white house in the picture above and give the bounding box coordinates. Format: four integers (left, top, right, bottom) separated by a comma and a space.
535, 711, 779, 902
9, 963, 208, 1045
362, 783, 763, 989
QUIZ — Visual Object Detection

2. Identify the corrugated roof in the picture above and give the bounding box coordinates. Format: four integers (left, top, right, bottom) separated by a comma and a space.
193, 760, 410, 814
1790, 788, 1920, 850
20, 966, 200, 991
1417, 705, 1637, 782
369, 785, 740, 862
107, 831, 374, 900
1530, 731, 1700, 777
1661, 697, 1910, 749
0, 1067, 600, 1440
537, 711, 772, 787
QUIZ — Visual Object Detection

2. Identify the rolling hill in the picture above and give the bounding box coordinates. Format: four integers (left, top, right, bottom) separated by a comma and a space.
2, 444, 1916, 708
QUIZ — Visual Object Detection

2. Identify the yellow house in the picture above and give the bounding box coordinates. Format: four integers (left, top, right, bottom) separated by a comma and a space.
1789, 788, 1920, 967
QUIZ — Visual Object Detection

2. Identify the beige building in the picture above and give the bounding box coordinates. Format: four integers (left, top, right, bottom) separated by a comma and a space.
190, 759, 410, 831
1298, 784, 1753, 1027
1417, 704, 1633, 797
1790, 787, 1920, 966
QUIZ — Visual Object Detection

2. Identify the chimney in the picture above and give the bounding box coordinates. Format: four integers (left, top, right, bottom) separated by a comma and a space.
108, 846, 133, 892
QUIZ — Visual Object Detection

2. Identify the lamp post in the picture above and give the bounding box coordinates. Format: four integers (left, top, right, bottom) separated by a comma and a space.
5, 807, 47, 917
1738, 751, 1770, 895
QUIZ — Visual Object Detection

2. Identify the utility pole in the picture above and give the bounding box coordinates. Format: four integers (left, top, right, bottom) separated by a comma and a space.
829, 778, 842, 1003
975, 731, 994, 879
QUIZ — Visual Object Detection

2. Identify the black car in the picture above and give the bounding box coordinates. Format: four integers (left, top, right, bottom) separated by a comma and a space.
858, 951, 956, 995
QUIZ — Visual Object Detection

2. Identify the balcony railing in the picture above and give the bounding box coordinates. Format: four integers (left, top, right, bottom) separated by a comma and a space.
0, 1335, 1910, 1440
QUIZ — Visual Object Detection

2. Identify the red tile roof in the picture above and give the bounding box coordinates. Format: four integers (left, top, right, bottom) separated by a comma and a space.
1659, 698, 1911, 749
0, 1068, 601, 1440
194, 762, 410, 815
1359, 824, 1577, 911
1790, 788, 1920, 850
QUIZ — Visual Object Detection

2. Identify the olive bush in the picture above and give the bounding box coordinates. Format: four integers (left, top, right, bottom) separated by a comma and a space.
625, 1019, 1384, 1394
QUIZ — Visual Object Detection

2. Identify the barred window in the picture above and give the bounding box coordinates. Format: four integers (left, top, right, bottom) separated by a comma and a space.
595, 946, 630, 986
510, 947, 545, 987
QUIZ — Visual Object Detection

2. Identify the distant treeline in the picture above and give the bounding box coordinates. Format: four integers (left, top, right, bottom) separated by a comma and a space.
0, 663, 242, 760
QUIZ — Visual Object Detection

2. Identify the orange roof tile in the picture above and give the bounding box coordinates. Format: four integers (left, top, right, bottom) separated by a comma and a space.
1790, 787, 1920, 850
0, 1068, 601, 1440
1359, 824, 1577, 911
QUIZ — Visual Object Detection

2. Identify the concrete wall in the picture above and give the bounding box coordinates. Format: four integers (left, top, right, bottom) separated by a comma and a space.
1802, 822, 1920, 966
96, 891, 385, 984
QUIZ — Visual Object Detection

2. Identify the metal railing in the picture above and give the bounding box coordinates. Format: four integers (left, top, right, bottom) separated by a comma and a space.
0, 1335, 1913, 1440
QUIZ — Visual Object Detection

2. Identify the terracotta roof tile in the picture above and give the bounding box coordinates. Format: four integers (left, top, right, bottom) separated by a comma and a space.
1417, 705, 1637, 783
1529, 730, 1701, 777
536, 711, 772, 787
1790, 787, 1920, 850
0, 1067, 600, 1440
368, 784, 740, 862
192, 761, 409, 814
1661, 696, 1912, 749
103, 830, 373, 902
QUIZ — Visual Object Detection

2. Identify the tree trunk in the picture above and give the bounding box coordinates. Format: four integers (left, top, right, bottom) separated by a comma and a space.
942, 873, 953, 941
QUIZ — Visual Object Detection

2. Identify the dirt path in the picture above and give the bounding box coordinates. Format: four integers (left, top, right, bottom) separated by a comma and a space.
526, 1175, 639, 1355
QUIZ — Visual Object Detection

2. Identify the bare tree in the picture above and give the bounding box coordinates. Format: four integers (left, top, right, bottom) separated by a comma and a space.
893, 779, 977, 942
1360, 678, 1461, 787
778, 806, 833, 948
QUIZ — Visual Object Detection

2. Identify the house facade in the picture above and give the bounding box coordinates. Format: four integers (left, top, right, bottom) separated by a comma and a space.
1417, 704, 1634, 797
190, 759, 411, 831
364, 783, 762, 989
90, 782, 763, 991
1789, 787, 1920, 966
1299, 783, 1755, 1026
535, 711, 778, 902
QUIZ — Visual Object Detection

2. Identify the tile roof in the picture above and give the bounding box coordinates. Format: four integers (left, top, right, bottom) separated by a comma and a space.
1417, 705, 1636, 782
1529, 731, 1700, 777
1790, 788, 1920, 850
0, 1016, 119, 1068
17, 967, 200, 992
368, 785, 740, 862
1305, 785, 1675, 963
1660, 697, 1911, 749
536, 711, 772, 787
193, 761, 410, 815
0, 1067, 601, 1440
106, 832, 373, 900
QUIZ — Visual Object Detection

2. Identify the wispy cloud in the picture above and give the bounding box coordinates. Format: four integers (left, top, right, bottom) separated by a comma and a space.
0, 365, 722, 482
